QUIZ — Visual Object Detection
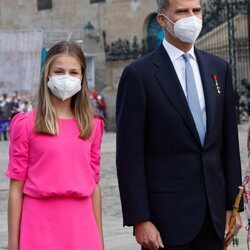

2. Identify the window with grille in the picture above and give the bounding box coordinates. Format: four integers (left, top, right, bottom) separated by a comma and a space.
37, 0, 52, 11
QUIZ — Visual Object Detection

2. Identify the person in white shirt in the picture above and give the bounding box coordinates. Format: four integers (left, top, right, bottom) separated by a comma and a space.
116, 0, 243, 249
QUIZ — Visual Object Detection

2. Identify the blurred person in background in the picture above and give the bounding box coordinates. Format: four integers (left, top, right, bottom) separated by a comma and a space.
0, 93, 11, 140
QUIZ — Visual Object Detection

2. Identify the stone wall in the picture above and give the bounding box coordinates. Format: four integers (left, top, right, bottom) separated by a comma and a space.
0, 0, 158, 130
0, 0, 157, 45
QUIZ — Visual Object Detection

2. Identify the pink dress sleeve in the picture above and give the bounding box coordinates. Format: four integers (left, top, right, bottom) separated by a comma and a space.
90, 118, 104, 183
6, 113, 30, 181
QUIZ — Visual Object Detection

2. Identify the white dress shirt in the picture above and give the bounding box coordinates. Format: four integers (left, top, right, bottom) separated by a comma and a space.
162, 39, 207, 129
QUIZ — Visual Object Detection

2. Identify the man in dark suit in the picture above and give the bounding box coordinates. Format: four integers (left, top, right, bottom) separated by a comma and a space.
116, 0, 243, 249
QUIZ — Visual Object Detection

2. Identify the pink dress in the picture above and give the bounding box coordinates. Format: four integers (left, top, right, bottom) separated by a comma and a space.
6, 111, 104, 250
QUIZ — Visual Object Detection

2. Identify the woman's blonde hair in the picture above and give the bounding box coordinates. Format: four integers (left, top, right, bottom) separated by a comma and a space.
35, 41, 96, 139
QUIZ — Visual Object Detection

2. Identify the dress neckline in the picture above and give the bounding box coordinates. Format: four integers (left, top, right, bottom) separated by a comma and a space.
58, 117, 75, 121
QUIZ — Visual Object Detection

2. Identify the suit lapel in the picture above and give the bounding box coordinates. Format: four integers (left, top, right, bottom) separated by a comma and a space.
195, 49, 217, 145
153, 45, 201, 145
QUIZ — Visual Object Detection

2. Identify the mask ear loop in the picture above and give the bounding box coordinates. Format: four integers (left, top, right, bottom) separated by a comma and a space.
160, 13, 177, 39
161, 13, 175, 25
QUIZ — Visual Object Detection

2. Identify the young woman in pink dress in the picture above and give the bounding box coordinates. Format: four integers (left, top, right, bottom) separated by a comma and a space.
6, 41, 104, 250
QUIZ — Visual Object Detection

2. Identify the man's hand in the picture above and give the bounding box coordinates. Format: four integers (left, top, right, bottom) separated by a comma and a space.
224, 211, 242, 247
135, 221, 164, 250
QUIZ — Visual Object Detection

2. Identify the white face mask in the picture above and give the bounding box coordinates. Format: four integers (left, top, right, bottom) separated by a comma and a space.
47, 75, 82, 101
162, 14, 203, 44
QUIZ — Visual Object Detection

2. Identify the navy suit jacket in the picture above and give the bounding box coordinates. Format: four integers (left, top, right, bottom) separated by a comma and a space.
116, 44, 242, 245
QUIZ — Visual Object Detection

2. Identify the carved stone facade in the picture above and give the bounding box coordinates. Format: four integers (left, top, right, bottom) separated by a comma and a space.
2, 0, 246, 130
0, 0, 159, 129
0, 0, 157, 84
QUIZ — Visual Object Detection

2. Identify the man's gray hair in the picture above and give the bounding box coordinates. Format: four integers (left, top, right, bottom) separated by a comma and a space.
156, 0, 169, 13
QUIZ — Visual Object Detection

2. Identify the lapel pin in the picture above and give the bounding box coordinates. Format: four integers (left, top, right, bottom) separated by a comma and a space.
212, 74, 221, 94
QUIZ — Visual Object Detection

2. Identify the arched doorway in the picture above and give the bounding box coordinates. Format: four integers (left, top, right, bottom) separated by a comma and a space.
147, 14, 164, 52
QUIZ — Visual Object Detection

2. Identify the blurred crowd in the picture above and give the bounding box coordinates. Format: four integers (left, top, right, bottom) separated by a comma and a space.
89, 89, 106, 118
0, 91, 33, 141
0, 90, 106, 141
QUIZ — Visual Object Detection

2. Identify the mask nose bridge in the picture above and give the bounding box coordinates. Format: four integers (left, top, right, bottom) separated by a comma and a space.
63, 73, 82, 81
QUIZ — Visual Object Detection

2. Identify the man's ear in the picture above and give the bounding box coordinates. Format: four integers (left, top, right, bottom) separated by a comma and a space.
156, 14, 167, 29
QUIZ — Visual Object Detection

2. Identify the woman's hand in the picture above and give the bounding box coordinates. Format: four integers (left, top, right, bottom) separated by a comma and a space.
224, 211, 242, 247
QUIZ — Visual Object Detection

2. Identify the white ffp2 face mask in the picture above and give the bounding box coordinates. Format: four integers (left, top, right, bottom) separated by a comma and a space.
163, 14, 203, 44
47, 75, 82, 101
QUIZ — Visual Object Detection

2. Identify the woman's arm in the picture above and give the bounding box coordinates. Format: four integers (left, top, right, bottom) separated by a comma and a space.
8, 180, 24, 250
91, 184, 104, 249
